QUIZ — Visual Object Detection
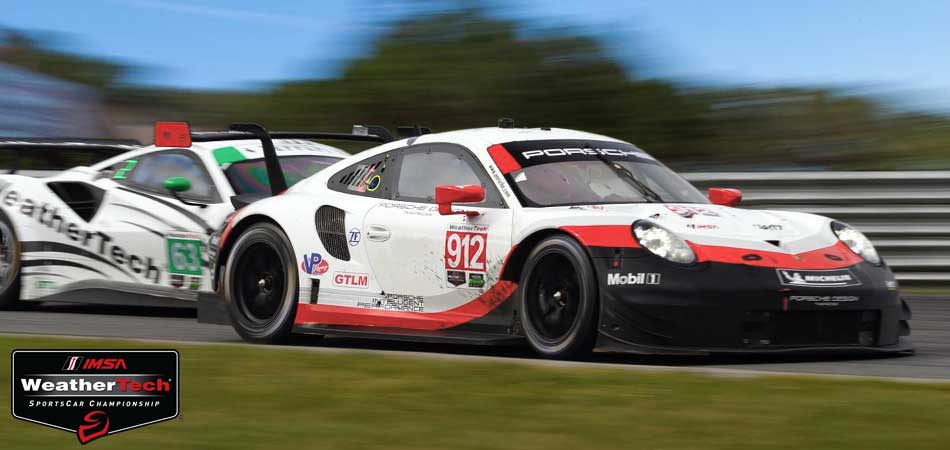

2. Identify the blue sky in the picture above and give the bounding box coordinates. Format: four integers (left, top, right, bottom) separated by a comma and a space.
4, 0, 950, 109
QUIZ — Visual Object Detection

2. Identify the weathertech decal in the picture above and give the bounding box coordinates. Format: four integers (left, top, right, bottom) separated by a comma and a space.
776, 268, 861, 287
12, 350, 178, 445
5, 191, 161, 283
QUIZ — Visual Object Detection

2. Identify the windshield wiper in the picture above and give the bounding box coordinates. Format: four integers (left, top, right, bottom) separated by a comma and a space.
591, 153, 664, 203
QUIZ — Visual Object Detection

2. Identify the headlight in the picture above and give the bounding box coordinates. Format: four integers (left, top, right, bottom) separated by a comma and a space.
831, 221, 881, 265
632, 220, 696, 264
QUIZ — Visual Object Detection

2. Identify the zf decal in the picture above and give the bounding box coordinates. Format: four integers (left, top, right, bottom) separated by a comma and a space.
166, 238, 202, 276
301, 253, 329, 275
348, 227, 361, 246
445, 231, 486, 272
12, 350, 179, 445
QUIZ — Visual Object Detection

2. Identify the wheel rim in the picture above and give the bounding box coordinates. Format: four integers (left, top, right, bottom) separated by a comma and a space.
233, 242, 286, 325
0, 220, 17, 291
525, 252, 582, 343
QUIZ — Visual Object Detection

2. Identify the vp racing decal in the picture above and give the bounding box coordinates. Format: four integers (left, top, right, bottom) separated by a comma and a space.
301, 252, 329, 275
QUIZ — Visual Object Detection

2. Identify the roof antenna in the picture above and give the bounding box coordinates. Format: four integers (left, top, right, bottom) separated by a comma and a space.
498, 118, 514, 129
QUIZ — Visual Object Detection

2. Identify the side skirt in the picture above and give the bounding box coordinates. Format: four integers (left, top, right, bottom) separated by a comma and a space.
293, 324, 525, 346
23, 279, 199, 308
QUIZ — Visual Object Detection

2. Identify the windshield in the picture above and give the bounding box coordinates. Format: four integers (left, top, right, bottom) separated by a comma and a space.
225, 155, 340, 194
500, 139, 708, 206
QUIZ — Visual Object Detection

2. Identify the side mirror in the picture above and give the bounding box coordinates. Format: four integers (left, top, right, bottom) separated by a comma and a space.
163, 176, 191, 193
164, 176, 206, 208
708, 188, 742, 207
435, 184, 485, 217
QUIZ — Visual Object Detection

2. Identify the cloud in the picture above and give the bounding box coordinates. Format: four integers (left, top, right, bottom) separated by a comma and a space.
106, 0, 322, 28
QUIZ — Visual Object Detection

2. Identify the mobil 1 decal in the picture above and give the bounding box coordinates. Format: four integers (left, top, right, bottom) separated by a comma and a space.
12, 350, 179, 444
444, 223, 487, 289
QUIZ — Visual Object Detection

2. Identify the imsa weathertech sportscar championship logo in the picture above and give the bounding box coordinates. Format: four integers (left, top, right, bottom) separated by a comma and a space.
12, 350, 179, 444
776, 268, 862, 288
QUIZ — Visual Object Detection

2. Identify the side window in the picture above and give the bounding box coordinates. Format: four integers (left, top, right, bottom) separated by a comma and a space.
119, 151, 219, 202
394, 145, 504, 207
327, 153, 392, 198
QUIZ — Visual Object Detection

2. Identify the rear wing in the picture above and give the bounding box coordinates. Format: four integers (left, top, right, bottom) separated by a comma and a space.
154, 122, 429, 198
0, 138, 141, 176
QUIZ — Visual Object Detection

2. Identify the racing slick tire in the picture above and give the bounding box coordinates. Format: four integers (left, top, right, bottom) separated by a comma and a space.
519, 235, 599, 359
0, 210, 22, 309
223, 222, 301, 343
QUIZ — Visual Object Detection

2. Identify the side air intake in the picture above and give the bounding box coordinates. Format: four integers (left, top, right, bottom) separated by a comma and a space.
315, 205, 350, 261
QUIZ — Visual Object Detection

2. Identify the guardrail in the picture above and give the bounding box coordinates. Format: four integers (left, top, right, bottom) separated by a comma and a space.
683, 171, 950, 287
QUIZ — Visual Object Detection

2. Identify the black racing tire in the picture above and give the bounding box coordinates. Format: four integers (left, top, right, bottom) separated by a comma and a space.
518, 235, 599, 359
223, 222, 301, 344
0, 209, 22, 309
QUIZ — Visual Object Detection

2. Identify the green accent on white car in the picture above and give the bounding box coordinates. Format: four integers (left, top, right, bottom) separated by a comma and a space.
167, 238, 203, 276
113, 160, 138, 179
213, 146, 247, 166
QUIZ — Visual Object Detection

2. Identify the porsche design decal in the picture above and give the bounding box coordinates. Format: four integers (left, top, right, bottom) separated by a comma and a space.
356, 293, 424, 312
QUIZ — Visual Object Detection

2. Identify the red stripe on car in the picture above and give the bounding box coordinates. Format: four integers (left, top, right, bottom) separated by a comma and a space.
487, 144, 522, 174
294, 280, 518, 330
689, 241, 864, 269
560, 225, 641, 248
559, 224, 862, 269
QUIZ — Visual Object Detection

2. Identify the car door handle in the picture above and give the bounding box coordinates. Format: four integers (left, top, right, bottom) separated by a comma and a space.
366, 225, 391, 242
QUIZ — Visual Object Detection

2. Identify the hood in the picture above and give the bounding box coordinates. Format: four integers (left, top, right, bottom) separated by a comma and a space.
519, 203, 839, 254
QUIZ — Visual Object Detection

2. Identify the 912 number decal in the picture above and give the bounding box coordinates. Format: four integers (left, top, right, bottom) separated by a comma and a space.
445, 231, 486, 272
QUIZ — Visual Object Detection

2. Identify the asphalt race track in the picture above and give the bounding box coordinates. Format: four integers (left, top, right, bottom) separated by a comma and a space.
2, 297, 947, 380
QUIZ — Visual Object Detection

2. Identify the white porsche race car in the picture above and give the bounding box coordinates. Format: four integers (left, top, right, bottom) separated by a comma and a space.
0, 123, 389, 308
203, 120, 913, 359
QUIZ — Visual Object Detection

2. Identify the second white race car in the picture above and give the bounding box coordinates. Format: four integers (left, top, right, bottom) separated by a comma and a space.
0, 123, 389, 308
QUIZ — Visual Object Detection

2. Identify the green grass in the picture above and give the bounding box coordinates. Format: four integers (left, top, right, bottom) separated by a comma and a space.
3, 336, 949, 450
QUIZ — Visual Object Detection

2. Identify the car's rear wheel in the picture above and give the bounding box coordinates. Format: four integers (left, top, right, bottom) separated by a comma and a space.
0, 210, 22, 309
224, 222, 300, 343
519, 235, 598, 359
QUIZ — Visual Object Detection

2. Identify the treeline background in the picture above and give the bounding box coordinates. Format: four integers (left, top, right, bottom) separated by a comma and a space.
3, 8, 949, 171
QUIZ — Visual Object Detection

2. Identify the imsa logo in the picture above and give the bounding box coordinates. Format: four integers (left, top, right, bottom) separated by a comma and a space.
607, 272, 661, 286
12, 350, 178, 445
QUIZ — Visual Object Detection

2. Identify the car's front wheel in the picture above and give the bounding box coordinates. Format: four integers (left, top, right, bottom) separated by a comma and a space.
223, 222, 299, 343
519, 235, 599, 359
0, 210, 22, 309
